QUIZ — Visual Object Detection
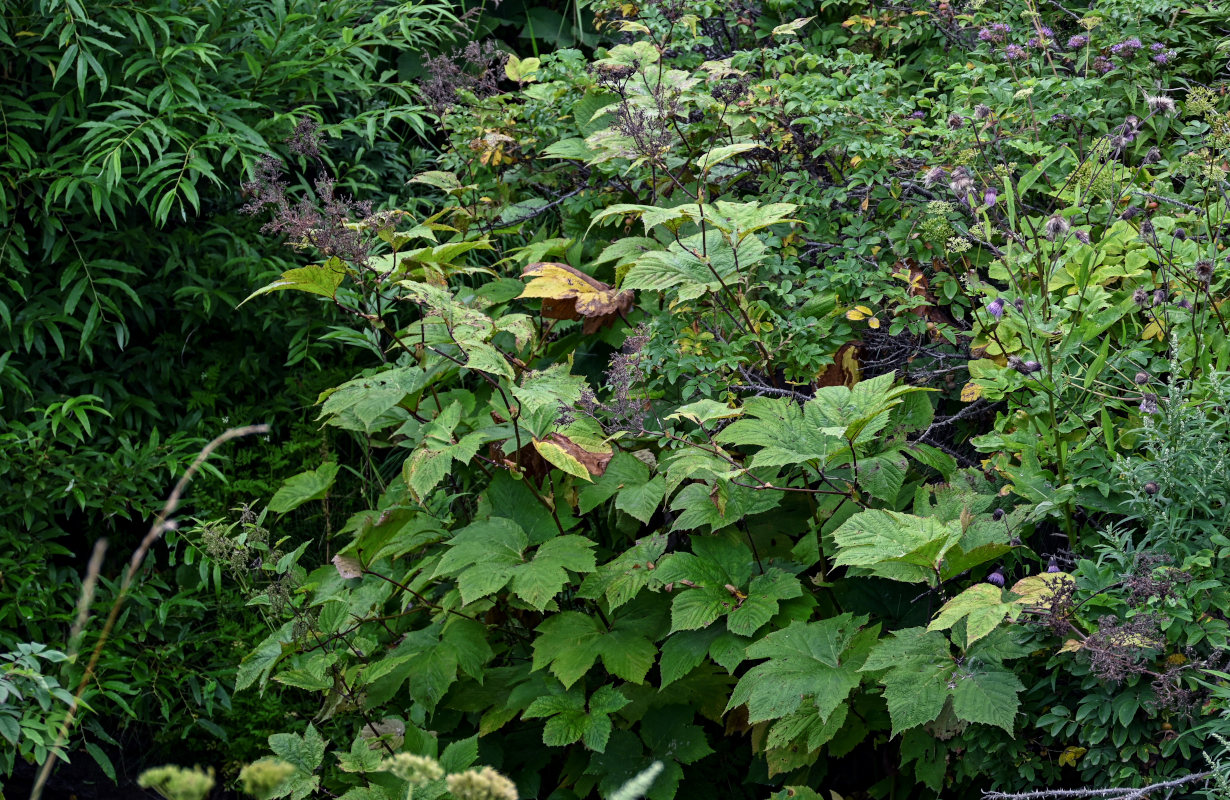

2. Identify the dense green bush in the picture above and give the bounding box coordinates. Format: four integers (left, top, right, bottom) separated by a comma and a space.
13, 0, 1230, 798
0, 0, 461, 782
202, 1, 1230, 798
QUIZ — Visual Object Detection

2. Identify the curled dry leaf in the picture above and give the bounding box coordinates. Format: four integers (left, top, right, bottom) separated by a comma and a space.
519, 262, 634, 334
332, 554, 363, 579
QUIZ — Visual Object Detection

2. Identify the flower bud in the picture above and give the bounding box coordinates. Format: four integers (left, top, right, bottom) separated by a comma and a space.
1144, 481, 1159, 495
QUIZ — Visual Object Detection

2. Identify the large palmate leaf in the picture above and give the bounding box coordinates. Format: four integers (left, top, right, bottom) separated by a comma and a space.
831, 509, 962, 583
727, 614, 876, 724
432, 518, 595, 608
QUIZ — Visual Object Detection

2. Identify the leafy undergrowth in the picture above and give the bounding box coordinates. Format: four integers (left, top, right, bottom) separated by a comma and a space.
11, 0, 1230, 798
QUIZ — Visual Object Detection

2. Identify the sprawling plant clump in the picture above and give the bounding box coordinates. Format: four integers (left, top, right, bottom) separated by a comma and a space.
15, 0, 1230, 798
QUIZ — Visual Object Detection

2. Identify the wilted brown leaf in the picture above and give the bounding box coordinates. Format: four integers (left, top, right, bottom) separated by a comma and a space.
519, 262, 634, 334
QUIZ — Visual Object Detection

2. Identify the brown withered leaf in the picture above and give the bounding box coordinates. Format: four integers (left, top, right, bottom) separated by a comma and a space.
897, 258, 955, 337
815, 342, 862, 388
533, 432, 613, 480
519, 262, 634, 334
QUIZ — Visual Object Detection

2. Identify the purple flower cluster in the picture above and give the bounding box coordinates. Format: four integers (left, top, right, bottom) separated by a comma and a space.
1110, 37, 1143, 56
1151, 43, 1175, 65
1093, 56, 1114, 74
978, 23, 1012, 43
1004, 44, 1027, 61
1067, 34, 1089, 49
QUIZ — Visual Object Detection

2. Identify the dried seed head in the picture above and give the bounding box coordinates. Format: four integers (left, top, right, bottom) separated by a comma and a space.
1133, 288, 1150, 307
1045, 214, 1070, 241
974, 103, 992, 120
1146, 94, 1177, 115
1142, 147, 1162, 165
1134, 371, 1150, 385
1144, 481, 1160, 495
1196, 259, 1215, 284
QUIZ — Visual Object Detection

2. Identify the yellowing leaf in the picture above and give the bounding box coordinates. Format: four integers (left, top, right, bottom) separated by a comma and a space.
959, 382, 983, 402
845, 305, 874, 321
504, 55, 541, 83
519, 262, 635, 334
1058, 746, 1087, 767
1058, 639, 1084, 653
617, 21, 651, 34
850, 154, 863, 167
532, 434, 613, 482
771, 16, 814, 36
1008, 572, 1071, 610
1141, 320, 1165, 340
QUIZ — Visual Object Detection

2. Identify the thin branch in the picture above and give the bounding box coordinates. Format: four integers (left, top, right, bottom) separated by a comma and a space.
982, 771, 1212, 800
31, 424, 270, 800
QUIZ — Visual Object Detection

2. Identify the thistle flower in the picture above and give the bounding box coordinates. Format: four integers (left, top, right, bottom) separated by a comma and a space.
983, 186, 998, 207
1014, 298, 1025, 312
1146, 94, 1177, 115
1139, 219, 1155, 238
1047, 557, 1061, 573
1153, 288, 1167, 306
1073, 229, 1090, 244
1143, 147, 1162, 165
987, 567, 1006, 587
1045, 214, 1070, 241
1173, 228, 1186, 240
987, 297, 1005, 319
1111, 37, 1142, 56
1196, 259, 1215, 284
993, 508, 1005, 521
1140, 394, 1160, 414
1133, 288, 1150, 306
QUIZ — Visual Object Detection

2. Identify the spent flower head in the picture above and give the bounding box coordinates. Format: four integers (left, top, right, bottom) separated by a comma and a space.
446, 767, 519, 800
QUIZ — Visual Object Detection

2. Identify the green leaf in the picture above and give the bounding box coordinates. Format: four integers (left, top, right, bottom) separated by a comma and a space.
928, 584, 1019, 646
236, 622, 295, 692
727, 616, 872, 724
726, 569, 804, 637
439, 735, 479, 772
578, 534, 668, 610
533, 612, 604, 688
241, 260, 347, 306
578, 451, 665, 524
511, 535, 597, 610
433, 518, 527, 606
832, 510, 960, 582
268, 463, 339, 513
862, 628, 955, 737
951, 668, 1023, 734
268, 724, 325, 800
